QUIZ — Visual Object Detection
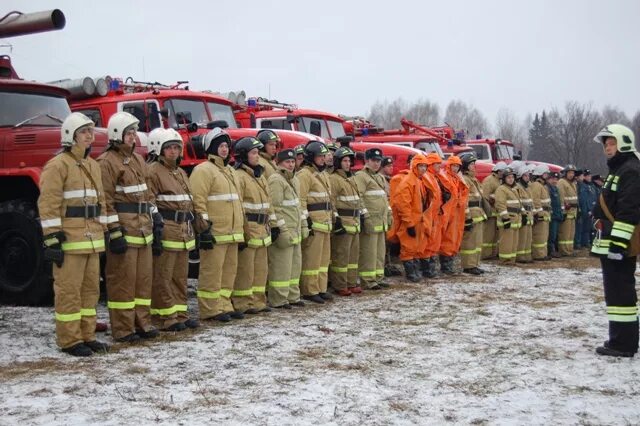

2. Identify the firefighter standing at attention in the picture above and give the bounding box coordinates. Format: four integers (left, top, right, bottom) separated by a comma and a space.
190, 128, 245, 322
458, 152, 487, 275
256, 129, 280, 178
557, 164, 579, 256
147, 128, 199, 331
38, 112, 109, 357
494, 167, 522, 264
481, 162, 507, 259
98, 112, 158, 343
529, 164, 552, 260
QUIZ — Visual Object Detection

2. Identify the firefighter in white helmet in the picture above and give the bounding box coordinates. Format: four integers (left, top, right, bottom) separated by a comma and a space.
514, 163, 534, 263
231, 136, 278, 314
98, 111, 158, 343
591, 124, 640, 357
481, 161, 507, 259
557, 164, 579, 256
190, 128, 245, 322
38, 112, 109, 356
529, 164, 552, 260
147, 128, 199, 331
494, 167, 522, 264
267, 148, 306, 309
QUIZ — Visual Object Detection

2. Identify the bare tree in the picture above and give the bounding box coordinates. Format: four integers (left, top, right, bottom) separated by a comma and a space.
631, 111, 640, 143
367, 97, 440, 129
495, 108, 529, 158
601, 106, 631, 127
444, 100, 490, 139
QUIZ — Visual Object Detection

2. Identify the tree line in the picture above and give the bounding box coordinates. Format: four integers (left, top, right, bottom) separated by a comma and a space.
367, 98, 640, 174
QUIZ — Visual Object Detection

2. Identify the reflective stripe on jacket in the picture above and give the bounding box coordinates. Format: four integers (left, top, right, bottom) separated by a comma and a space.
268, 168, 303, 245
494, 184, 523, 228
329, 169, 362, 234
235, 163, 273, 248
529, 179, 551, 221
354, 166, 391, 233
297, 164, 333, 233
557, 178, 578, 218
463, 174, 486, 223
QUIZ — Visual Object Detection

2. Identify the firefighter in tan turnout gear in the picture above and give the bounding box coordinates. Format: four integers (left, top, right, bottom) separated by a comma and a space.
557, 164, 579, 256
329, 146, 363, 296
267, 149, 306, 309
514, 162, 534, 263
298, 141, 333, 304
355, 148, 392, 289
38, 113, 109, 357
98, 112, 158, 343
232, 137, 277, 314
481, 161, 507, 259
147, 128, 199, 331
256, 129, 280, 178
190, 128, 245, 322
529, 164, 552, 260
494, 167, 522, 264
458, 152, 487, 275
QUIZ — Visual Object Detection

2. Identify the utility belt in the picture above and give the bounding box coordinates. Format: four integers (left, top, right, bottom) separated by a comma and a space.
115, 202, 151, 214
246, 213, 269, 224
337, 208, 360, 217
507, 207, 521, 214
567, 202, 578, 208
307, 202, 332, 212
159, 209, 194, 224
66, 204, 101, 218
523, 205, 533, 212
468, 200, 481, 208
542, 206, 551, 212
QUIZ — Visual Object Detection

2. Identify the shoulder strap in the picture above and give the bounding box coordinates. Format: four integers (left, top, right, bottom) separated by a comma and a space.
598, 193, 615, 223
65, 151, 101, 200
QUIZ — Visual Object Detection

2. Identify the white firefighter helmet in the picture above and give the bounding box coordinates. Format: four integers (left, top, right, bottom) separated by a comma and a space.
61, 112, 94, 147
532, 164, 550, 176
492, 161, 508, 172
525, 163, 537, 174
148, 128, 183, 156
202, 127, 231, 154
514, 162, 529, 178
147, 128, 165, 155
593, 124, 636, 154
107, 111, 139, 143
509, 160, 525, 174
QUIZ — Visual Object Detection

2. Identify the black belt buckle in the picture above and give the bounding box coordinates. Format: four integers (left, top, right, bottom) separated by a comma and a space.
138, 202, 149, 214
175, 210, 195, 223
85, 204, 98, 218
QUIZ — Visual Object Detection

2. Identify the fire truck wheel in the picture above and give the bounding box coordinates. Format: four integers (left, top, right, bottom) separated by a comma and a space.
188, 248, 200, 279
0, 200, 53, 306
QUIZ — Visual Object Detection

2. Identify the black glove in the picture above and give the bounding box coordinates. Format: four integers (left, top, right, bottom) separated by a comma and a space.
199, 229, 215, 250
502, 220, 511, 230
238, 242, 247, 251
43, 231, 66, 267
152, 213, 164, 257
607, 239, 626, 261
270, 226, 281, 242
108, 226, 128, 254
407, 226, 416, 237
334, 216, 346, 235
562, 213, 567, 222
360, 214, 366, 229
306, 216, 315, 236
464, 218, 474, 232
521, 214, 529, 226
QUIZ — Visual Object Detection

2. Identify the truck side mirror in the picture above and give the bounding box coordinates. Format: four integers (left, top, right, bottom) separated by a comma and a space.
207, 120, 229, 129
159, 107, 169, 118
309, 120, 321, 136
287, 113, 298, 124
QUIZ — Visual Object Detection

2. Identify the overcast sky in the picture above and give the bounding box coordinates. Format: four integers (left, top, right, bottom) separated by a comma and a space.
3, 0, 639, 125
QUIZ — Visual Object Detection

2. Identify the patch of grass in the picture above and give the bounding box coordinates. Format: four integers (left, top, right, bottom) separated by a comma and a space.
388, 400, 411, 412
295, 347, 325, 360
326, 361, 369, 372
125, 365, 150, 375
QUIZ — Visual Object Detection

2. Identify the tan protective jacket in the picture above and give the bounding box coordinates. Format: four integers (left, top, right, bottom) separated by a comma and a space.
147, 158, 196, 251
529, 179, 551, 221
297, 164, 333, 233
516, 182, 534, 224
481, 173, 501, 216
97, 145, 154, 247
354, 166, 391, 233
235, 163, 274, 248
463, 174, 487, 223
38, 144, 107, 254
189, 155, 244, 244
557, 178, 578, 219
329, 170, 362, 234
268, 167, 304, 246
494, 184, 523, 229
258, 152, 278, 179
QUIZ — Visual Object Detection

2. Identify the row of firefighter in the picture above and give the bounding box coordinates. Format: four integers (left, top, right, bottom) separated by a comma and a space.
38, 111, 573, 357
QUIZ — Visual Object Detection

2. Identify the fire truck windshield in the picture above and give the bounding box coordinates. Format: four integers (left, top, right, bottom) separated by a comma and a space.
165, 99, 208, 128
207, 102, 238, 129
471, 144, 491, 161
0, 92, 70, 127
298, 116, 330, 139
326, 119, 346, 139
415, 141, 443, 156
495, 143, 514, 160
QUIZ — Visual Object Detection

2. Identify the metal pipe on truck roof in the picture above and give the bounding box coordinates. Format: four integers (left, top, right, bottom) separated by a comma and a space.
0, 9, 66, 38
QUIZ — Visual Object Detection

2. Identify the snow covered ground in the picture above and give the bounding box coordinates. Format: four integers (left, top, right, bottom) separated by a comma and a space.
1, 256, 639, 425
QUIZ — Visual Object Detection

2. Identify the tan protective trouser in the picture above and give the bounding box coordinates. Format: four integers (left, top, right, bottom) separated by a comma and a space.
232, 246, 268, 312
53, 253, 99, 349
461, 222, 484, 269
532, 220, 550, 259
267, 242, 302, 307
301, 231, 331, 296
482, 217, 498, 259
329, 232, 360, 290
358, 231, 384, 288
498, 227, 519, 265
558, 218, 575, 256
106, 245, 153, 340
197, 243, 237, 319
151, 250, 189, 329
516, 224, 533, 262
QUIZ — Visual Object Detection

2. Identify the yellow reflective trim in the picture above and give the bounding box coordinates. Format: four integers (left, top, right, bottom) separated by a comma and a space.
108, 300, 135, 309
135, 298, 151, 306
55, 312, 81, 322
125, 234, 154, 245
80, 308, 96, 317
151, 305, 181, 316
460, 248, 482, 255
220, 289, 232, 298
289, 279, 300, 285
162, 239, 196, 250
607, 306, 638, 314
290, 236, 302, 245
318, 266, 328, 273
61, 239, 105, 251
613, 221, 635, 232
373, 225, 385, 232
532, 242, 547, 248
269, 280, 291, 288
248, 236, 272, 247
215, 233, 245, 243
330, 266, 348, 273
359, 270, 376, 277
312, 222, 331, 232
301, 269, 319, 276
232, 289, 253, 297
608, 314, 638, 322
347, 263, 358, 269
499, 253, 517, 259
252, 286, 266, 293
611, 229, 633, 240
197, 290, 220, 299
376, 269, 384, 275
343, 225, 360, 233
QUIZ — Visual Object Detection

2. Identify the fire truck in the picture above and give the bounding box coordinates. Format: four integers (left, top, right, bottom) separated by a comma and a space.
0, 10, 116, 305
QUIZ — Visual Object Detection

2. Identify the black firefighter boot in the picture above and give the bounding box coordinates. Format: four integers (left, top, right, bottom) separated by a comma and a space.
419, 258, 438, 279
429, 256, 440, 278
440, 255, 455, 275
403, 260, 421, 283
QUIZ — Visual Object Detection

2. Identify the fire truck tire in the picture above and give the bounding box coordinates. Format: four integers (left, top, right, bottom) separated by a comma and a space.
188, 248, 200, 279
0, 200, 53, 306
